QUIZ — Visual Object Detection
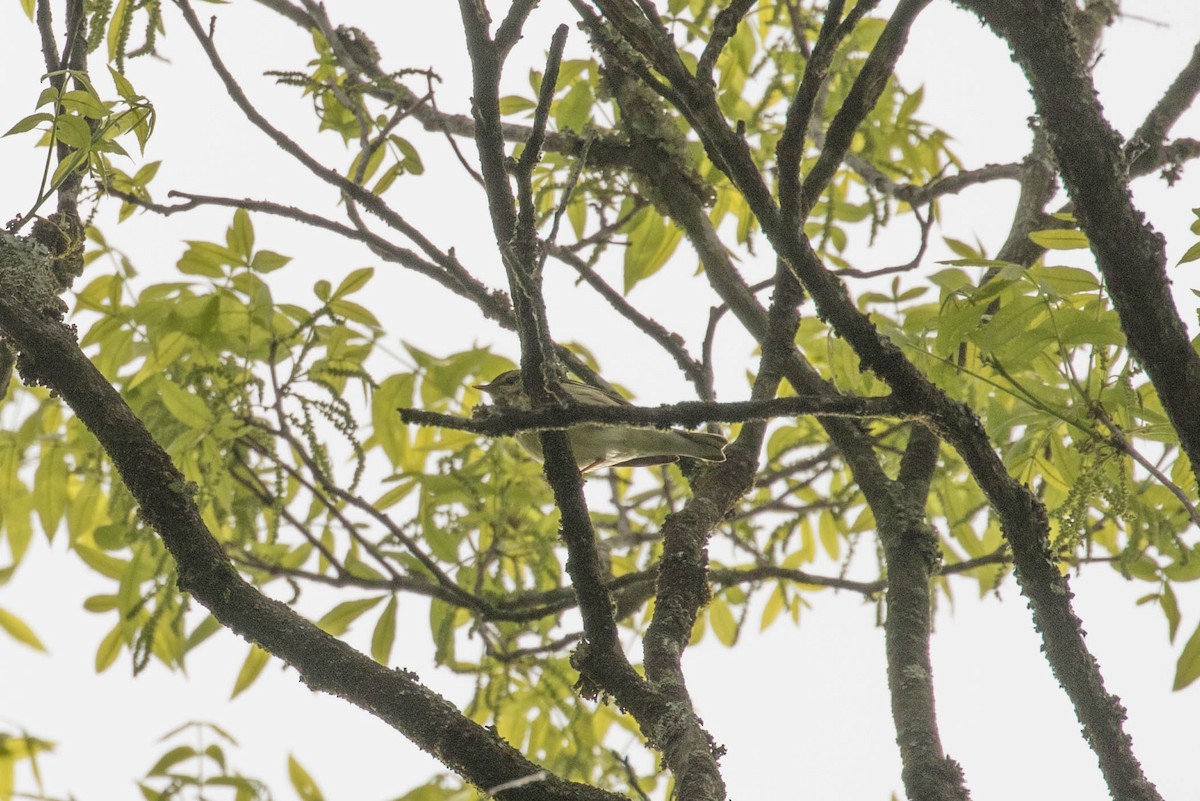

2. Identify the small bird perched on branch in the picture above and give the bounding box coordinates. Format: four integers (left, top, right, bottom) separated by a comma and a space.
474, 370, 727, 473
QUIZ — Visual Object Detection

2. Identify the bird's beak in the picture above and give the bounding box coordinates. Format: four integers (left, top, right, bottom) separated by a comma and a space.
473, 383, 492, 394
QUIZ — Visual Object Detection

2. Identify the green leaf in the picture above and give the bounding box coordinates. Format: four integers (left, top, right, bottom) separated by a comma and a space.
108, 66, 139, 103
1164, 556, 1200, 582
157, 379, 214, 428
1028, 229, 1090, 250
132, 160, 161, 185
93, 523, 128, 550
0, 606, 47, 652
54, 115, 93, 149
49, 149, 86, 187
107, 0, 130, 61
250, 249, 291, 273
332, 267, 374, 299
178, 241, 238, 277
83, 594, 118, 612
146, 745, 198, 777
316, 596, 385, 636
59, 89, 108, 119
1030, 265, 1100, 296
3, 112, 54, 137
230, 644, 269, 699
391, 135, 423, 175
498, 95, 536, 114
328, 299, 380, 328
760, 583, 786, 631
818, 510, 841, 560
708, 596, 738, 646
228, 209, 254, 259
95, 622, 124, 672
567, 196, 587, 239
74, 545, 127, 581
35, 86, 59, 109
370, 596, 397, 664
944, 237, 984, 258
938, 258, 1016, 270
1161, 583, 1181, 642
3, 492, 34, 564
554, 81, 593, 130
183, 614, 222, 656
1178, 240, 1200, 267
288, 755, 324, 801
623, 208, 683, 293
1173, 621, 1200, 691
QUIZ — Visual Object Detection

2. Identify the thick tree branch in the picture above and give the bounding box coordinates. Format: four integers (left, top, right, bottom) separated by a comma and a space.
0, 236, 621, 801
950, 7, 1192, 796
584, 3, 1168, 799
959, 0, 1200, 513
579, 6, 971, 796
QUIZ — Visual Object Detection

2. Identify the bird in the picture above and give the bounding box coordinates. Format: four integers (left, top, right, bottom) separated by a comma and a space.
474, 369, 728, 473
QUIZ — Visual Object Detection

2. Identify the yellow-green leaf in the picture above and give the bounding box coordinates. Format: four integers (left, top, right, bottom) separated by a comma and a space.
0, 606, 46, 652
1173, 621, 1200, 691
371, 596, 397, 664
157, 379, 213, 428
3, 112, 54, 137
250, 249, 291, 273
59, 89, 108, 119
1028, 229, 1090, 250
228, 209, 254, 259
1161, 583, 1180, 642
623, 209, 683, 293
1178, 240, 1200, 266
107, 0, 130, 61
708, 596, 738, 646
332, 267, 374, 299
288, 755, 324, 801
34, 444, 68, 538
316, 596, 384, 636
146, 745, 197, 777
818, 511, 841, 560
74, 545, 126, 580
498, 95, 536, 115
230, 644, 270, 699
760, 584, 786, 631
95, 622, 123, 672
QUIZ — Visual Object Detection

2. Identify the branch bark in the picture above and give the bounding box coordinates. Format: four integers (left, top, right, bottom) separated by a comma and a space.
960, 0, 1200, 510
0, 235, 622, 801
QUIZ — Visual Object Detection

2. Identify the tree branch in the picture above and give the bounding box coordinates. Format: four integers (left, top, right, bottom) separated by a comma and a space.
401, 394, 906, 434
0, 234, 621, 801
1130, 39, 1200, 177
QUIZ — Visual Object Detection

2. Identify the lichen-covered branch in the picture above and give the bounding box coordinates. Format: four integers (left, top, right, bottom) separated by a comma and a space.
0, 232, 622, 801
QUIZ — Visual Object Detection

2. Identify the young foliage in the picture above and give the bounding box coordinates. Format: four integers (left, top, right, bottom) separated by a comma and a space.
1, 2, 1198, 800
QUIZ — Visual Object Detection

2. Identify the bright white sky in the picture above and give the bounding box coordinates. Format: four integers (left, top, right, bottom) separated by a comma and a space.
2, 2, 1200, 800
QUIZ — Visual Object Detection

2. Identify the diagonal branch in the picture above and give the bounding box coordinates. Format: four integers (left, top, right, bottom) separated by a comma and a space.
958, 0, 1200, 513
456, 0, 664, 742
1130, 40, 1200, 173
0, 235, 621, 801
